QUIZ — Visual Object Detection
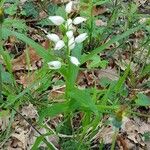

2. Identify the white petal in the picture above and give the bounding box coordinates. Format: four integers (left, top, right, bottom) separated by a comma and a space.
73, 17, 86, 25
65, 1, 73, 14
70, 56, 80, 66
54, 40, 65, 50
47, 33, 60, 43
75, 33, 88, 43
65, 18, 73, 30
48, 61, 61, 69
69, 42, 75, 50
68, 37, 75, 49
49, 16, 65, 25
66, 30, 74, 39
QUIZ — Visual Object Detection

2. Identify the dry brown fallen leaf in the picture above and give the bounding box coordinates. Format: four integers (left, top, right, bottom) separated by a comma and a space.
93, 5, 107, 16
12, 47, 41, 71
12, 40, 49, 72
48, 85, 65, 101
51, 0, 69, 4
95, 19, 107, 27
80, 3, 107, 16
0, 115, 9, 132
21, 104, 38, 119
17, 72, 41, 89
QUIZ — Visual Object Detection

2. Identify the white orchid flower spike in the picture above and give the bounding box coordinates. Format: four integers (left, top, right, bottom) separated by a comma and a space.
48, 61, 62, 69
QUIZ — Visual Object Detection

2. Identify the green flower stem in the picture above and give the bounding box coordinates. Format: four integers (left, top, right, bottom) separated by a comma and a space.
88, 0, 94, 48
0, 8, 3, 102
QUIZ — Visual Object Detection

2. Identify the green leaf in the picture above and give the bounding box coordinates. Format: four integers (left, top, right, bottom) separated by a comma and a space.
5, 2, 18, 15
141, 64, 150, 77
87, 55, 108, 69
69, 88, 98, 115
0, 110, 9, 117
135, 93, 150, 106
23, 1, 39, 18
0, 49, 13, 73
2, 28, 54, 61
31, 133, 57, 150
143, 132, 150, 142
38, 102, 70, 123
1, 71, 12, 83
3, 18, 27, 32
0, 63, 12, 84
114, 65, 130, 94
47, 3, 58, 16
93, 0, 110, 6
31, 136, 44, 150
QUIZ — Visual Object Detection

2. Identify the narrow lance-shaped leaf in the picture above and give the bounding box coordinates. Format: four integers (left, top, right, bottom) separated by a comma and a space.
2, 28, 54, 62
114, 65, 130, 94
38, 102, 70, 123
69, 88, 99, 115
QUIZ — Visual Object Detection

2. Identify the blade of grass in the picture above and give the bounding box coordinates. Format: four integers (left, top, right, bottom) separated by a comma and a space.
114, 65, 130, 94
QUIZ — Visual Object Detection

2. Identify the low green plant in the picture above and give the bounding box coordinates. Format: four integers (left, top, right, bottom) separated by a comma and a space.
0, 0, 150, 149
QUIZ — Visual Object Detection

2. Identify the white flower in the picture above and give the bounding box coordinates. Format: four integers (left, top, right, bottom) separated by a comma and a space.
54, 40, 65, 50
65, 1, 73, 14
70, 56, 80, 66
73, 17, 87, 25
65, 18, 73, 30
48, 61, 61, 69
49, 16, 65, 25
66, 30, 74, 39
75, 33, 88, 43
47, 33, 60, 43
68, 37, 75, 49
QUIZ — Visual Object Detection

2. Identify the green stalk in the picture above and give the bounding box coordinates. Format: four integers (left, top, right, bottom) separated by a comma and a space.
0, 61, 2, 103
88, 0, 94, 49
0, 7, 4, 102
111, 128, 118, 150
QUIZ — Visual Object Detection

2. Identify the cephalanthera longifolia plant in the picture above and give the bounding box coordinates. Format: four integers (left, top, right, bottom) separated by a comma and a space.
1, 0, 149, 149
47, 1, 87, 68
45, 1, 90, 104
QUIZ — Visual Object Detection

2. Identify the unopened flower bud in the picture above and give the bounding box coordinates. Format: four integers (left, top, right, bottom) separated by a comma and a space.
48, 61, 61, 69
49, 16, 65, 25
75, 33, 88, 43
47, 33, 60, 43
54, 40, 65, 50
68, 37, 75, 50
66, 30, 74, 39
65, 18, 73, 30
70, 56, 80, 66
65, 1, 73, 14
73, 17, 86, 25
